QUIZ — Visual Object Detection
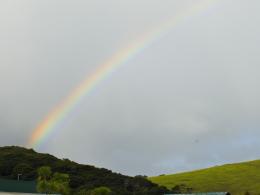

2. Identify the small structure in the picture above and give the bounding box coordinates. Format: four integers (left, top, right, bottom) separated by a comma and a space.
0, 179, 60, 195
0, 193, 38, 195
0, 179, 36, 194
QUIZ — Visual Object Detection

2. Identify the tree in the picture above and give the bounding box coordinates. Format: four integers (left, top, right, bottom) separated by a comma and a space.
171, 184, 193, 193
0, 146, 170, 194
38, 166, 52, 181
76, 189, 91, 195
37, 166, 70, 195
37, 166, 53, 195
90, 186, 112, 195
51, 173, 70, 195
171, 185, 181, 193
12, 163, 35, 180
69, 175, 85, 188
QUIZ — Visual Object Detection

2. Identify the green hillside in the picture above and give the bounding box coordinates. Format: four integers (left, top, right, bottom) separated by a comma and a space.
149, 160, 260, 195
0, 146, 170, 195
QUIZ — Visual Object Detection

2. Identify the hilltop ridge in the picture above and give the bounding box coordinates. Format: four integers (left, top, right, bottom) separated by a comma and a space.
0, 146, 169, 195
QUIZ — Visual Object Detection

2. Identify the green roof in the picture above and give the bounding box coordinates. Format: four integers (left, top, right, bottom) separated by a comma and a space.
0, 179, 37, 193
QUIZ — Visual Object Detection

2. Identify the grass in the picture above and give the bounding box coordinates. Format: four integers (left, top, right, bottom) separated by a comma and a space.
149, 160, 260, 195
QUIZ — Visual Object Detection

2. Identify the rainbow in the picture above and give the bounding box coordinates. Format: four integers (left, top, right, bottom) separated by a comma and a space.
27, 0, 220, 149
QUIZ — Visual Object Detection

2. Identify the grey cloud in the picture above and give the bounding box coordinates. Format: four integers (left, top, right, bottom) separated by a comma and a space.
0, 0, 260, 176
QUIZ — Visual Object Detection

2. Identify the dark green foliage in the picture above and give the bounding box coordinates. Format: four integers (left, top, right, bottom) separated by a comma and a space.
76, 186, 113, 195
37, 166, 52, 180
12, 163, 35, 180
0, 146, 170, 195
37, 167, 70, 195
70, 175, 86, 188
90, 186, 111, 195
171, 184, 193, 193
171, 184, 182, 193
77, 189, 90, 195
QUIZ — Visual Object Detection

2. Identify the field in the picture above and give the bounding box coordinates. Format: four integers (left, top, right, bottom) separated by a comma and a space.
149, 160, 260, 195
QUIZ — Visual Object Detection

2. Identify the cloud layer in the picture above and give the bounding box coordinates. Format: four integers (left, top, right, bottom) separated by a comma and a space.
1, 0, 260, 176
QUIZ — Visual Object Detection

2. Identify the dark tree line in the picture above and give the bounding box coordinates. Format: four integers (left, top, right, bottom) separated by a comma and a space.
0, 146, 172, 195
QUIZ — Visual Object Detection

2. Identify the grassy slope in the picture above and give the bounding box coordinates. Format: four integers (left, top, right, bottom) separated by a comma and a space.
149, 160, 260, 195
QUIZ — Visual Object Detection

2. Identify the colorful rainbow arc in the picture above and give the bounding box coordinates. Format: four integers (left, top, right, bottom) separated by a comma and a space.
27, 0, 220, 149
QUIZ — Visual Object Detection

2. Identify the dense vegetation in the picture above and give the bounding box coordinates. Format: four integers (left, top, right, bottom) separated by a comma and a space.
0, 146, 170, 195
37, 166, 70, 194
150, 160, 260, 195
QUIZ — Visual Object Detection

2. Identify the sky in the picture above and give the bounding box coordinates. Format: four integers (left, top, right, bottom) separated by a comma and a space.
0, 0, 260, 176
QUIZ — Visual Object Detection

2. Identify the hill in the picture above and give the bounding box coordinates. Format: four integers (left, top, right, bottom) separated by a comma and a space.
149, 160, 260, 195
0, 146, 170, 195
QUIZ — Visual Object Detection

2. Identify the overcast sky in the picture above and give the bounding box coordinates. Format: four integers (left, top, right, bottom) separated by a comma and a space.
0, 0, 260, 176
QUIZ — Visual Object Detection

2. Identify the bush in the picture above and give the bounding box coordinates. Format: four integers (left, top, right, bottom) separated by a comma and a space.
90, 186, 111, 195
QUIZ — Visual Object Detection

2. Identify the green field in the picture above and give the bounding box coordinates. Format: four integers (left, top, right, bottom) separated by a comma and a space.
149, 160, 260, 195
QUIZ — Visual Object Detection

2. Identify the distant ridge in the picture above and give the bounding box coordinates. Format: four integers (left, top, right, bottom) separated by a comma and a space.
149, 160, 260, 195
0, 146, 170, 195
